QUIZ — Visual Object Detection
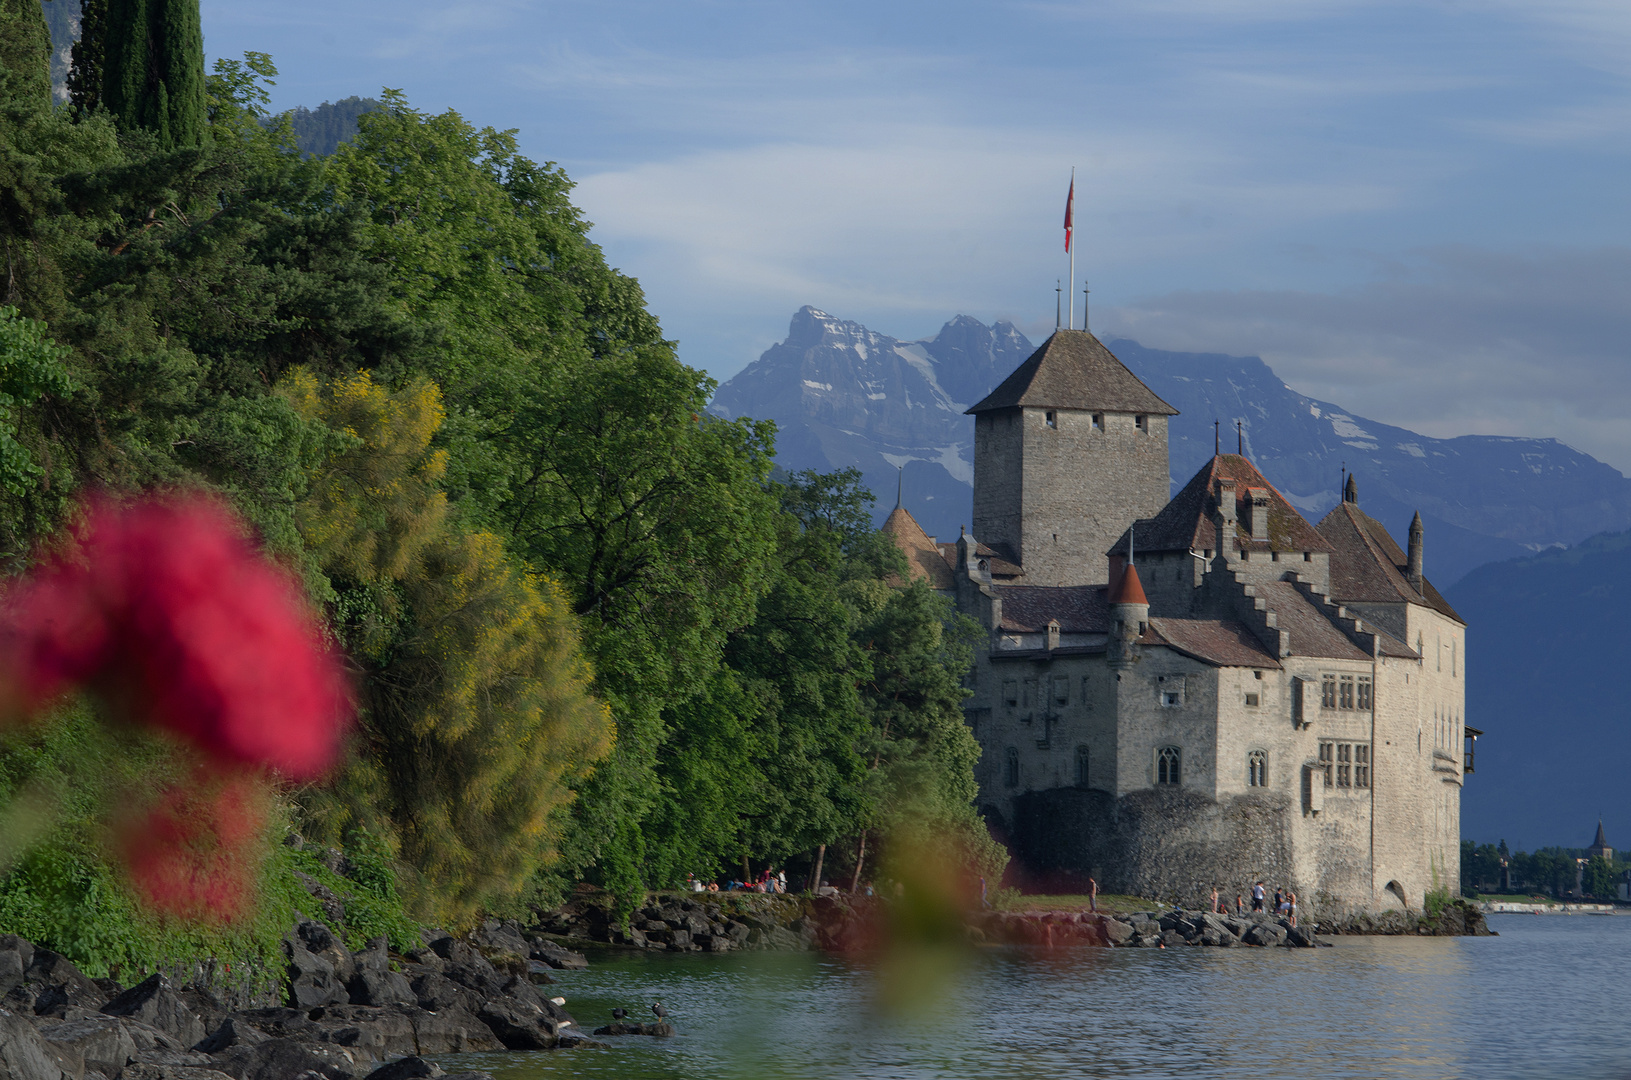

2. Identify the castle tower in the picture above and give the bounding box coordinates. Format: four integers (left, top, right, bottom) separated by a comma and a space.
966, 330, 1176, 586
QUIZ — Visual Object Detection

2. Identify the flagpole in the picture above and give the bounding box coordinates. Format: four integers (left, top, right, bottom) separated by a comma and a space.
1067, 167, 1076, 330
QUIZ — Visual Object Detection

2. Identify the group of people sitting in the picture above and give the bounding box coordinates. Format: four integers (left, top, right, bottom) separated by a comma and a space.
687, 870, 788, 894
1210, 882, 1299, 927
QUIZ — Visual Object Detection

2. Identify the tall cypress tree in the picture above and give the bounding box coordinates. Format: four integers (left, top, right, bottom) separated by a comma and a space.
68, 0, 106, 116
0, 0, 52, 105
89, 0, 206, 148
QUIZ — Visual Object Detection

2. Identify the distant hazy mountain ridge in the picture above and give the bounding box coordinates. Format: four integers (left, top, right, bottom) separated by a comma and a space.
714, 307, 1631, 587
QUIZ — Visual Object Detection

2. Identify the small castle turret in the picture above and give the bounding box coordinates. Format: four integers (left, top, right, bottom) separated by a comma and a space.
1108, 562, 1149, 670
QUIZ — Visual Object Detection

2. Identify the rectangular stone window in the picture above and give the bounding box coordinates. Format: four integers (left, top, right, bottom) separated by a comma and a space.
1321, 674, 1338, 710
1162, 690, 1181, 707
1339, 675, 1355, 710
1091, 413, 1103, 430
1244, 692, 1260, 707
1023, 679, 1038, 708
1052, 676, 1070, 706
1002, 680, 1019, 708
1357, 676, 1373, 711
1135, 414, 1148, 431
1320, 740, 1371, 791
1045, 410, 1057, 428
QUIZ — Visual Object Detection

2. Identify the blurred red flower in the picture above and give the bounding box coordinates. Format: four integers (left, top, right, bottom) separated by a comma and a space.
0, 494, 352, 919
0, 494, 349, 778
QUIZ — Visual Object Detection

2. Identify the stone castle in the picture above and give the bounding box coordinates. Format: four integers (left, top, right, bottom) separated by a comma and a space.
884, 330, 1472, 914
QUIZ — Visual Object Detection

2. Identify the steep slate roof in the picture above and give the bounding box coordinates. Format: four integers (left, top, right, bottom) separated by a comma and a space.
882, 506, 956, 589
994, 585, 1110, 633
966, 329, 1178, 416
1316, 497, 1463, 625
1110, 454, 1333, 558
1593, 820, 1609, 850
1147, 618, 1282, 669
1253, 581, 1374, 661
938, 539, 1023, 578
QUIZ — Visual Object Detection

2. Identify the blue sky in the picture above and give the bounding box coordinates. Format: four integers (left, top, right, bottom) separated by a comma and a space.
200, 1, 1631, 470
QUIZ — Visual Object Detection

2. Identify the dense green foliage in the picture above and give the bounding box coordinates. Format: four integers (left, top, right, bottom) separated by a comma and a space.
1462, 838, 1625, 900
0, 700, 417, 980
0, 16, 999, 967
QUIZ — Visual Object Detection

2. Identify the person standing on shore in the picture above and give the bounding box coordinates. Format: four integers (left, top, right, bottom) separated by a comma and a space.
1235, 894, 1244, 916
1088, 877, 1099, 913
1210, 887, 1220, 913
1252, 882, 1265, 912
1273, 886, 1284, 914
1288, 891, 1299, 928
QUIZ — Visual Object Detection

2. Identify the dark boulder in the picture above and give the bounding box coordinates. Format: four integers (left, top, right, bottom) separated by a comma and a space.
0, 1008, 70, 1080
195, 1017, 270, 1055
101, 973, 208, 1048
40, 1013, 141, 1074
216, 1036, 355, 1080
363, 1056, 443, 1080
347, 970, 416, 1008
296, 922, 356, 983
284, 937, 349, 1010
404, 1006, 502, 1054
476, 999, 558, 1050
591, 1021, 675, 1037
524, 939, 587, 971
407, 973, 472, 1014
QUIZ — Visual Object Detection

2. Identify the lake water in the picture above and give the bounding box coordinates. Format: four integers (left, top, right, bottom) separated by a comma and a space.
441, 914, 1631, 1080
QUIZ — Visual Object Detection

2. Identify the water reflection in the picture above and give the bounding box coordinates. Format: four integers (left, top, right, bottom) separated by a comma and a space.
442, 915, 1631, 1080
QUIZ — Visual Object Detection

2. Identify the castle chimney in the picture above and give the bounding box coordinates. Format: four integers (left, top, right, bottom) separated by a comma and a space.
1212, 476, 1237, 564
1408, 512, 1424, 594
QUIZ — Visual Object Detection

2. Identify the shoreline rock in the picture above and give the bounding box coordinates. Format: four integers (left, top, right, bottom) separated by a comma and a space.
0, 916, 590, 1080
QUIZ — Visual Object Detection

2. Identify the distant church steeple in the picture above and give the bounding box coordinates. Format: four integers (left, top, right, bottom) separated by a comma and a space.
1590, 820, 1613, 862
1344, 472, 1358, 504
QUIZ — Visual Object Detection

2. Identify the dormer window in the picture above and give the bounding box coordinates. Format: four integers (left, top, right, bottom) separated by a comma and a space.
1135, 414, 1147, 432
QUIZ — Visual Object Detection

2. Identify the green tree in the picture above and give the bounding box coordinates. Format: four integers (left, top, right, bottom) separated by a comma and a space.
284, 369, 612, 924
1583, 855, 1615, 900
96, 0, 207, 148
0, 0, 51, 106
0, 307, 71, 501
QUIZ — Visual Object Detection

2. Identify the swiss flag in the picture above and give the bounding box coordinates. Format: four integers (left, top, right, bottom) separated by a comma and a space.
1064, 175, 1075, 253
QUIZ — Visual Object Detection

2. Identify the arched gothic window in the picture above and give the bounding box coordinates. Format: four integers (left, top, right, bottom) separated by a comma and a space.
1004, 747, 1019, 788
1248, 749, 1267, 787
1157, 745, 1181, 786
1074, 745, 1091, 789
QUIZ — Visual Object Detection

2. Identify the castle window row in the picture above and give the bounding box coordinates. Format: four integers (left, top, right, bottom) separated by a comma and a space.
1320, 673, 1373, 711
1318, 740, 1371, 789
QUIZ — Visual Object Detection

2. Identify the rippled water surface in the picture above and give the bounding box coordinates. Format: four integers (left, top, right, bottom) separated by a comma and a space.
440, 914, 1631, 1080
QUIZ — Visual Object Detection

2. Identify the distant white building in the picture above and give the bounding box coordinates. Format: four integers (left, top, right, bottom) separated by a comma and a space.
885, 330, 1472, 914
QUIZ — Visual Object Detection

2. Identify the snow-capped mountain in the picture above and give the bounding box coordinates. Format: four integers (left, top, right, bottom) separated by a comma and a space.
711, 308, 1631, 587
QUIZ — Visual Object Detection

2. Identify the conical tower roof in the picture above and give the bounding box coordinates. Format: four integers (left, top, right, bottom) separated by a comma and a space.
1109, 563, 1148, 605
1593, 820, 1609, 850
966, 329, 1176, 415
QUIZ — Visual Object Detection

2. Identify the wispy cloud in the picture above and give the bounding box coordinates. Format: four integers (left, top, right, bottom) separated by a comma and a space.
1104, 246, 1631, 471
